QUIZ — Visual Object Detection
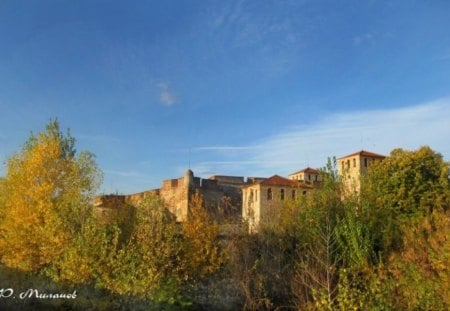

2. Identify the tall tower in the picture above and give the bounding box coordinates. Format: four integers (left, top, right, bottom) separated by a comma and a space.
338, 150, 385, 194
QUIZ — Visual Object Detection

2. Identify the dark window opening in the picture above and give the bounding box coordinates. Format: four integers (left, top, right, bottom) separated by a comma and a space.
267, 188, 272, 200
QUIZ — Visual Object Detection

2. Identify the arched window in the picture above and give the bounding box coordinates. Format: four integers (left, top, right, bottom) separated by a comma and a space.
267, 188, 273, 200
353, 158, 356, 167
347, 159, 350, 169
280, 189, 285, 200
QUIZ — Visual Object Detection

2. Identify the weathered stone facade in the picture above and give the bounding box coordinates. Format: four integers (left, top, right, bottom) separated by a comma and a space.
242, 175, 314, 231
288, 167, 322, 184
95, 170, 244, 222
337, 150, 386, 194
95, 149, 385, 228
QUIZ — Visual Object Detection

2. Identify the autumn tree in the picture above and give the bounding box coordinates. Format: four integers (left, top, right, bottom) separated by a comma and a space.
182, 192, 223, 281
99, 194, 188, 305
359, 146, 450, 258
335, 146, 450, 310
0, 120, 102, 272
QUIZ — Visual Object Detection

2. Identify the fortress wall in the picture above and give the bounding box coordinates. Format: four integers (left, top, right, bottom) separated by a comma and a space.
193, 177, 201, 187
94, 171, 245, 223
159, 176, 189, 222
197, 183, 242, 221
209, 175, 245, 186
94, 194, 126, 208
124, 189, 160, 206
201, 179, 219, 189
162, 178, 179, 189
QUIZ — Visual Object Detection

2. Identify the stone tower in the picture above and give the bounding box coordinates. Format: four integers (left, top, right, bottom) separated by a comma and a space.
338, 150, 385, 194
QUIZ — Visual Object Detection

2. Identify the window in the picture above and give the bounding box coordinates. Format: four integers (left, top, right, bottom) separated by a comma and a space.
353, 158, 356, 167
303, 190, 307, 195
267, 188, 273, 200
292, 189, 296, 199
249, 190, 254, 203
308, 174, 311, 181
315, 175, 318, 181
364, 158, 368, 167
347, 159, 350, 169
280, 189, 285, 200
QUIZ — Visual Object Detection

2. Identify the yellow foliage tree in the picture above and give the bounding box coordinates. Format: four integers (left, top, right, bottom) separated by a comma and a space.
0, 120, 102, 272
182, 192, 223, 281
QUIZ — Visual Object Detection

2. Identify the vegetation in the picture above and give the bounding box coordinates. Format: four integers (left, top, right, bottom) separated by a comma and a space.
0, 120, 449, 310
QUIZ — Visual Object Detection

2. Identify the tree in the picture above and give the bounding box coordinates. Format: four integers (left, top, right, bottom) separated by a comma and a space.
182, 192, 223, 281
335, 146, 450, 310
360, 146, 450, 258
291, 159, 343, 309
100, 194, 188, 305
0, 119, 102, 272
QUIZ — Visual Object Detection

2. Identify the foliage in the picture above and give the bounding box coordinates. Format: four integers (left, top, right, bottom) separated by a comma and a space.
1, 124, 449, 311
360, 146, 450, 256
182, 191, 224, 281
100, 194, 188, 306
0, 119, 102, 272
291, 158, 343, 309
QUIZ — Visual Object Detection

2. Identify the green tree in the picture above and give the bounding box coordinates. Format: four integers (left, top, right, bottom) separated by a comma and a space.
360, 146, 450, 258
101, 194, 188, 305
336, 146, 450, 310
291, 158, 343, 309
0, 119, 102, 272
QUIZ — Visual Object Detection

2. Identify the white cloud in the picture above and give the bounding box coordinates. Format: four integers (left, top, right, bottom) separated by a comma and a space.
190, 98, 450, 178
157, 82, 178, 106
353, 32, 374, 46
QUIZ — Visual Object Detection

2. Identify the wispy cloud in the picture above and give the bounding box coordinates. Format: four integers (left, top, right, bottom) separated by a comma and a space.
352, 31, 394, 47
157, 82, 178, 106
189, 98, 450, 178
353, 32, 375, 46
204, 1, 306, 77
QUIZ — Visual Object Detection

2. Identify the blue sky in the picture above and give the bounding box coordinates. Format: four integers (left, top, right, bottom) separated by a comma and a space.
1, 0, 450, 194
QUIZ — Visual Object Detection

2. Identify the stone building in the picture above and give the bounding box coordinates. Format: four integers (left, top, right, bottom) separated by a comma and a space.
95, 170, 244, 222
338, 150, 386, 194
95, 149, 386, 229
288, 167, 322, 184
242, 175, 314, 231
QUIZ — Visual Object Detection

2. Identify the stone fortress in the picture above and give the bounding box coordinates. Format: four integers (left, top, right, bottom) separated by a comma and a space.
95, 150, 386, 228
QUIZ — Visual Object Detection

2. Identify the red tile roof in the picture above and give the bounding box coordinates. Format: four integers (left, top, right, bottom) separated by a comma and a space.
338, 150, 386, 160
289, 167, 320, 176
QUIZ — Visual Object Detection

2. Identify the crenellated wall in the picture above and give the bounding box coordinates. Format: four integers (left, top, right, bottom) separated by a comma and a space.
95, 170, 245, 223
